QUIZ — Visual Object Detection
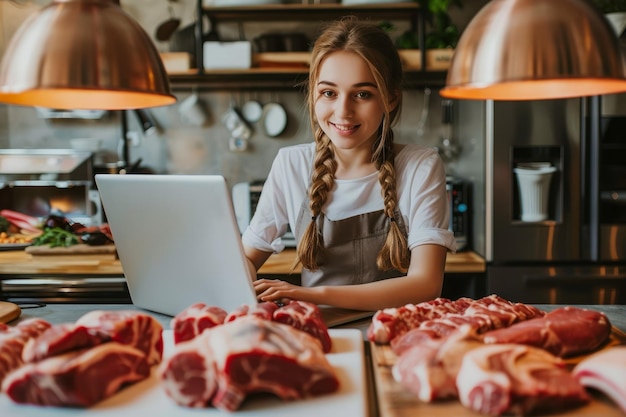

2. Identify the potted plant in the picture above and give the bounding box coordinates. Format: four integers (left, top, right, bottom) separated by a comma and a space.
394, 0, 462, 71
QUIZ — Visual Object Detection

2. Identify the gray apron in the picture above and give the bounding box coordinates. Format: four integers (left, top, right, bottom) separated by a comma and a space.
294, 199, 407, 287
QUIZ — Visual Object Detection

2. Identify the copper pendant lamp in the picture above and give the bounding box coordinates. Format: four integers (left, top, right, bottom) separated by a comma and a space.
0, 0, 176, 110
440, 0, 626, 100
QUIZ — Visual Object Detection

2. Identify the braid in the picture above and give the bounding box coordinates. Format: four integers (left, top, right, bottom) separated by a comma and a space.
375, 131, 410, 272
294, 129, 337, 271
296, 17, 407, 273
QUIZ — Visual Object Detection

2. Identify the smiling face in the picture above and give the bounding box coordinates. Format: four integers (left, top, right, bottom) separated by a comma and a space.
313, 51, 386, 154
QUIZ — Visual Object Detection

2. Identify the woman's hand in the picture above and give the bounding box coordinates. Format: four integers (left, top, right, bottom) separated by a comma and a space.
254, 278, 307, 305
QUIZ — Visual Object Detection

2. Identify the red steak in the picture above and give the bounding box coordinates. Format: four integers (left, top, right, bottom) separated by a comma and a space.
457, 344, 589, 416
160, 315, 339, 412
2, 343, 150, 407
0, 318, 51, 385
171, 303, 227, 344
482, 306, 611, 357
76, 309, 164, 365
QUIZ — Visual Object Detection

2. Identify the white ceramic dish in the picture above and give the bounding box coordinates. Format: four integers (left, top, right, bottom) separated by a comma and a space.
242, 100, 263, 122
263, 102, 288, 137
0, 329, 367, 416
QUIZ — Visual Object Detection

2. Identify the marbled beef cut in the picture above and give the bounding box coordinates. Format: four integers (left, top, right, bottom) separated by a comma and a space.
392, 325, 484, 402
482, 306, 611, 357
76, 309, 163, 365
160, 315, 339, 412
456, 343, 589, 416
367, 297, 471, 344
171, 303, 227, 344
273, 300, 332, 353
21, 323, 110, 363
225, 301, 278, 322
0, 318, 51, 386
389, 295, 545, 355
170, 301, 332, 352
2, 342, 150, 407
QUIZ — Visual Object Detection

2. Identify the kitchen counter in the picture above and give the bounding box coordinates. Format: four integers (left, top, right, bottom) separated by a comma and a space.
0, 248, 485, 276
4, 303, 626, 417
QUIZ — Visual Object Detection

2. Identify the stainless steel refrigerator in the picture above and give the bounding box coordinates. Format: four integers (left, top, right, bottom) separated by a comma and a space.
451, 95, 626, 304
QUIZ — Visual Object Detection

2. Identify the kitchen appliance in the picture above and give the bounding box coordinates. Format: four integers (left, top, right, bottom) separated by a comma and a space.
453, 97, 626, 304
447, 176, 471, 252
232, 180, 296, 247
232, 178, 471, 251
0, 149, 102, 225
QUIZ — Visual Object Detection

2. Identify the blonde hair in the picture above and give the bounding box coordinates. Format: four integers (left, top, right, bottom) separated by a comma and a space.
296, 17, 409, 273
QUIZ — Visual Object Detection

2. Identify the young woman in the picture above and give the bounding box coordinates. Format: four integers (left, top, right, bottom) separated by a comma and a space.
243, 17, 456, 311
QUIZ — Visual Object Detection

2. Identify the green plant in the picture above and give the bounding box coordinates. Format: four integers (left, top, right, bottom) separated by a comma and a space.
591, 0, 626, 13
393, 0, 463, 49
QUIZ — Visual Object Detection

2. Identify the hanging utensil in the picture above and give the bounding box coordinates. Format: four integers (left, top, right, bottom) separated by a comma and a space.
155, 1, 181, 42
416, 87, 430, 139
263, 93, 287, 137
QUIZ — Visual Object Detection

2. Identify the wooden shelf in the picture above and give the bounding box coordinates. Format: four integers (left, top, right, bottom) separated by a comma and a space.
168, 1, 443, 90
201, 3, 421, 22
169, 69, 447, 91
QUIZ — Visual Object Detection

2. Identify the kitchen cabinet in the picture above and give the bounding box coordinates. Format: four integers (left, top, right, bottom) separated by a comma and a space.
168, 1, 448, 91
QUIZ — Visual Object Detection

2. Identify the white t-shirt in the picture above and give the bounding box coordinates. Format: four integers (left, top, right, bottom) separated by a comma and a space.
242, 142, 456, 254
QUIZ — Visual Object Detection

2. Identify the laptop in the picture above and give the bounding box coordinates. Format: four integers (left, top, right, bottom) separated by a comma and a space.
95, 174, 373, 327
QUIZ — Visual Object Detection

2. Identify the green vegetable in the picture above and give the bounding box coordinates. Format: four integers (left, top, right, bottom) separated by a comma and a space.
0, 216, 9, 233
32, 227, 80, 248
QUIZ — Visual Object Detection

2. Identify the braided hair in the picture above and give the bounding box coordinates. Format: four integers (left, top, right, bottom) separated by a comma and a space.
296, 17, 410, 273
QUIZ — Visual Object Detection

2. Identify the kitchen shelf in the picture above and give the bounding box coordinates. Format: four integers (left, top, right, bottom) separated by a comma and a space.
199, 2, 423, 23
166, 1, 446, 90
168, 69, 447, 91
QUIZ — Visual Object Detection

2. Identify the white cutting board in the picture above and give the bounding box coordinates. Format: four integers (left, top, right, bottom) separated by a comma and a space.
0, 329, 367, 416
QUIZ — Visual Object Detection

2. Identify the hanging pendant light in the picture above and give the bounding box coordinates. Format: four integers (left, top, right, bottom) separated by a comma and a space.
0, 0, 176, 110
440, 0, 626, 100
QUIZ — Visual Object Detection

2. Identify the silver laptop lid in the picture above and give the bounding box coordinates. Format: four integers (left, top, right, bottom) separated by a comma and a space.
95, 174, 258, 316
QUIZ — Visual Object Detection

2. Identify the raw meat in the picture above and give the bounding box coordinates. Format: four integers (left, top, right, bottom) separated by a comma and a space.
572, 346, 626, 413
482, 306, 611, 357
392, 325, 483, 402
0, 318, 51, 386
171, 301, 331, 353
456, 343, 589, 416
225, 301, 278, 322
390, 295, 545, 355
170, 303, 227, 344
76, 309, 164, 365
160, 315, 339, 412
22, 323, 110, 363
367, 297, 471, 344
2, 342, 150, 407
273, 300, 332, 353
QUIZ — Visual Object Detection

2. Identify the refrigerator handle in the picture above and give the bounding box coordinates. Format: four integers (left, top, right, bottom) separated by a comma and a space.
581, 96, 601, 262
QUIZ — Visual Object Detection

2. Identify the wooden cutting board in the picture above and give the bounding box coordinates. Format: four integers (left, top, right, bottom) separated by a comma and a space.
0, 301, 21, 324
371, 327, 626, 417
25, 244, 116, 256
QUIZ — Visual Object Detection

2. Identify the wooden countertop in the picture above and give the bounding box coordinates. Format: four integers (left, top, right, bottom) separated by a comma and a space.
0, 248, 485, 276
